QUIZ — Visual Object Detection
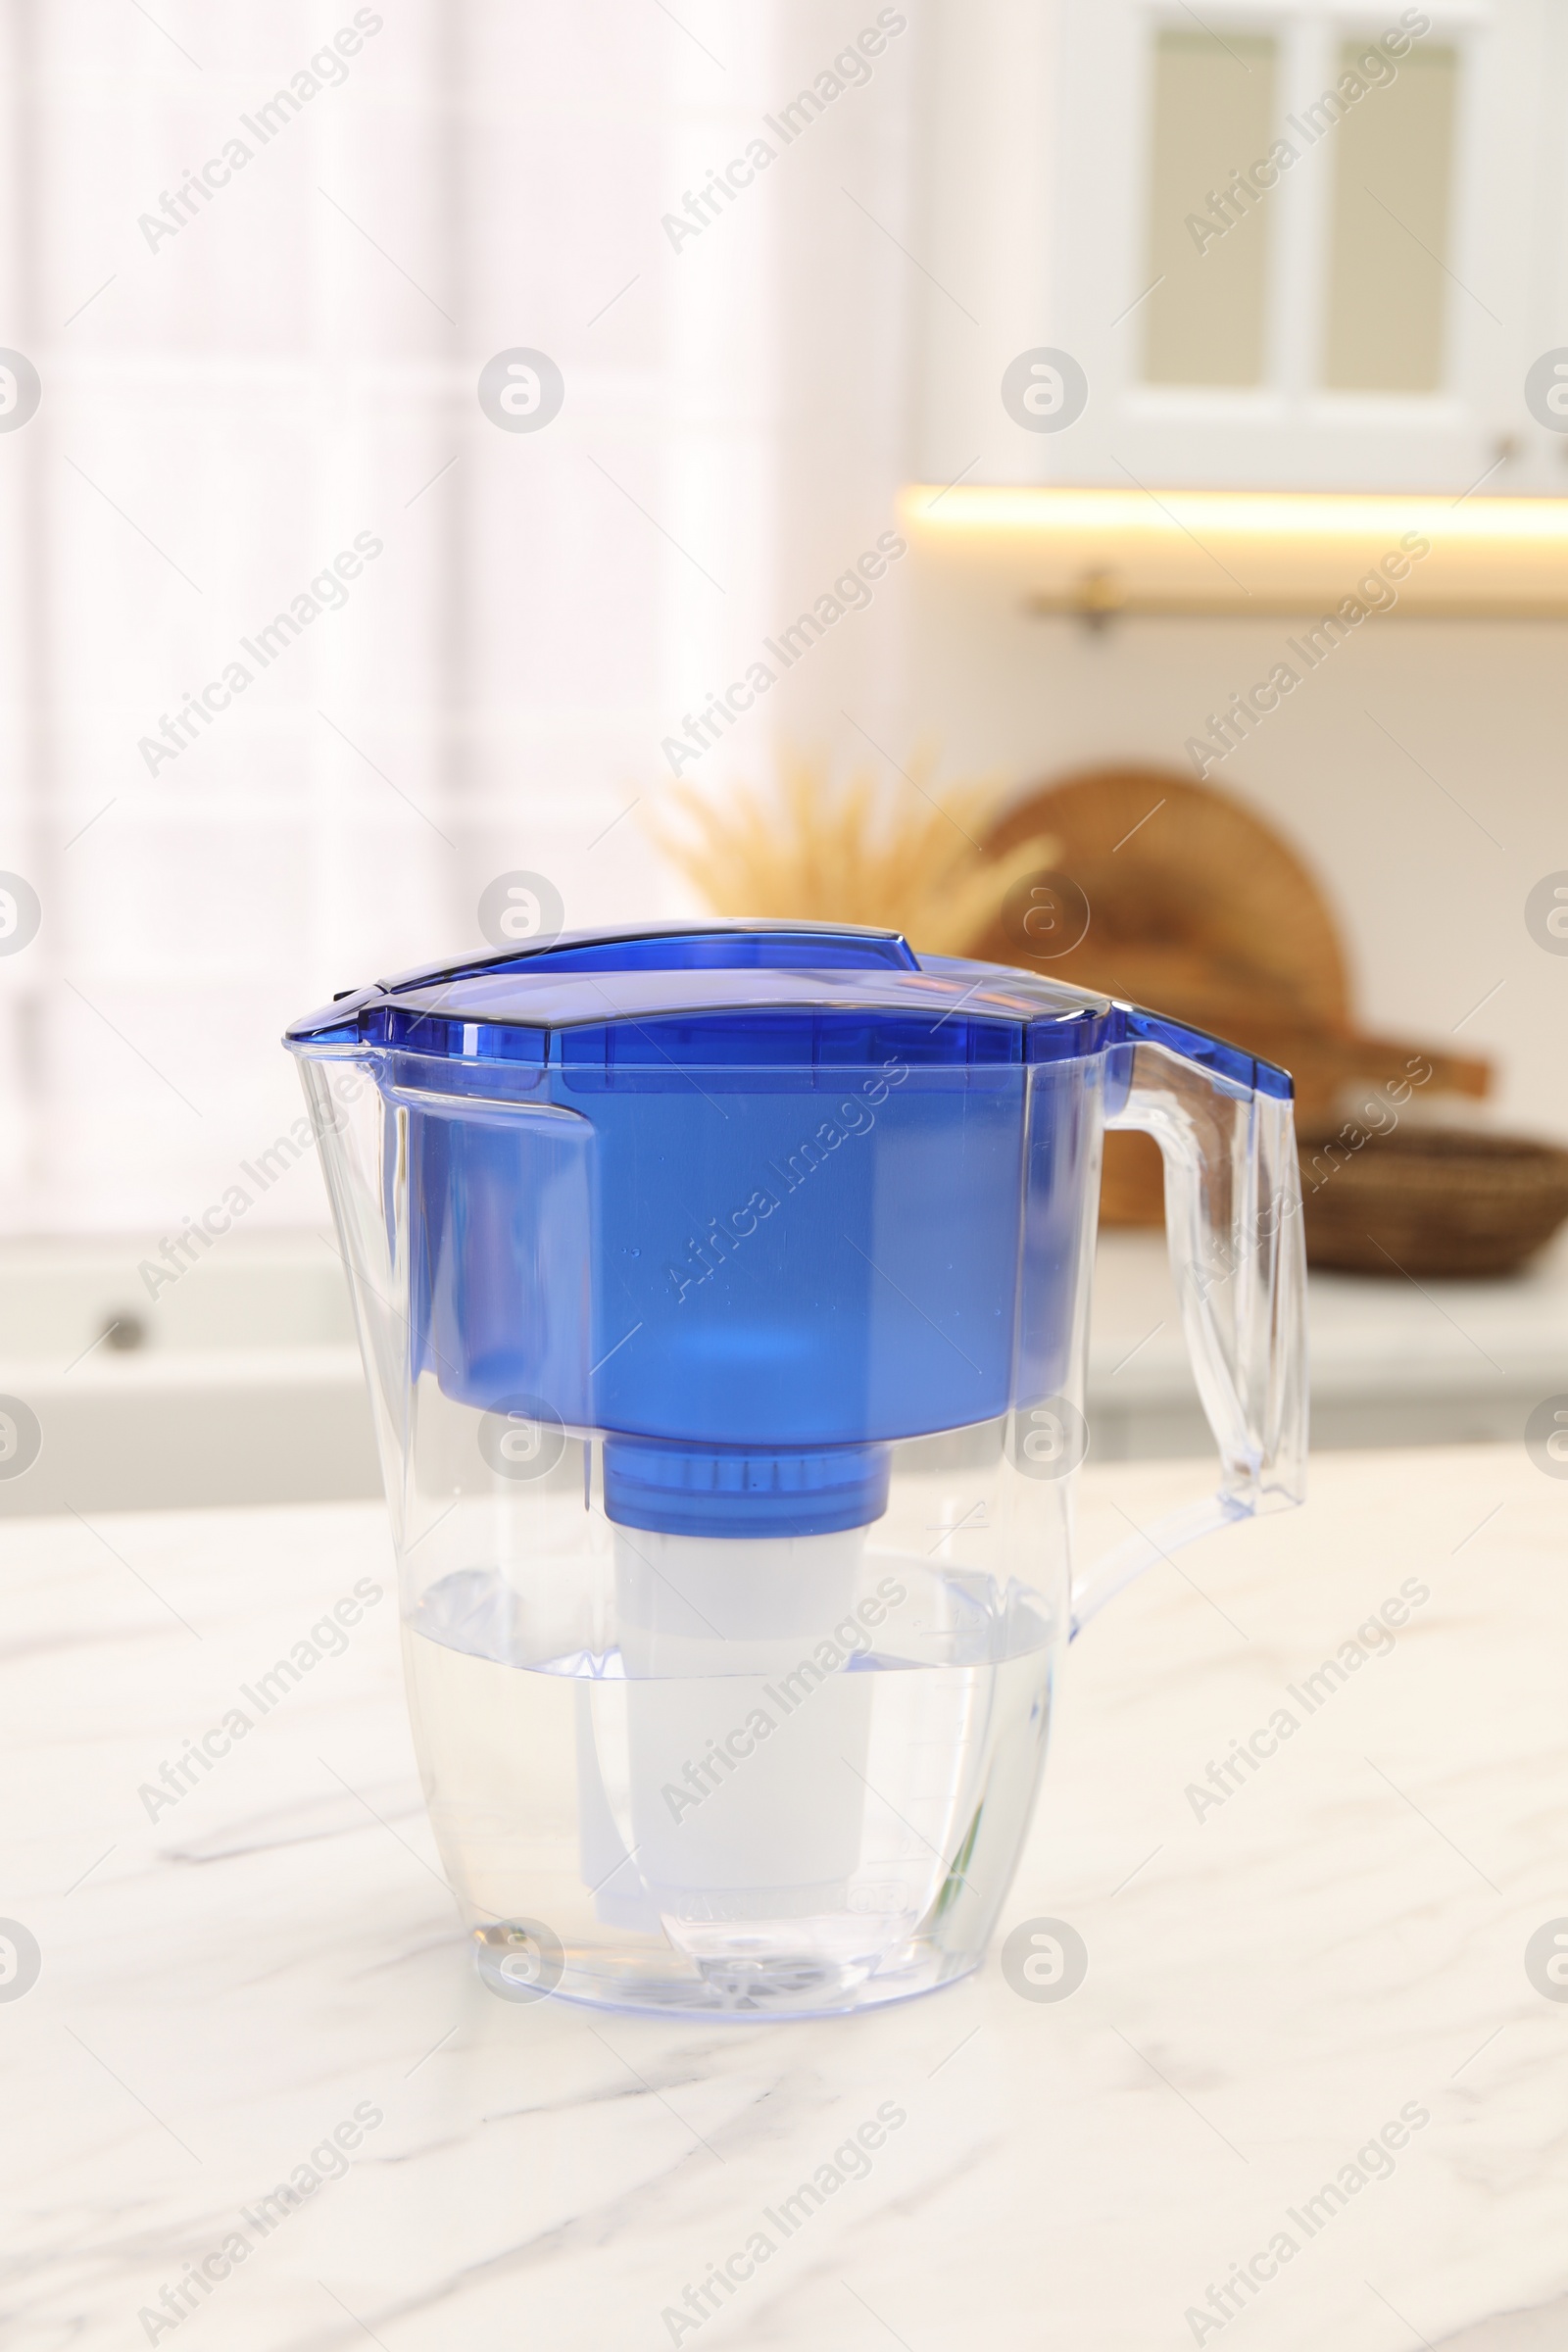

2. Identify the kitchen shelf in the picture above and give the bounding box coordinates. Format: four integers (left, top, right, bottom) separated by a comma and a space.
900, 484, 1568, 618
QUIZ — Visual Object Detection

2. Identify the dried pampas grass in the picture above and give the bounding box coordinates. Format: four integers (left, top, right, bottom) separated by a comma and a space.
649, 749, 1054, 958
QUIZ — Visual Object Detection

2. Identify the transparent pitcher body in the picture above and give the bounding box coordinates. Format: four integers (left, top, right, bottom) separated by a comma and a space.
288, 925, 1304, 2018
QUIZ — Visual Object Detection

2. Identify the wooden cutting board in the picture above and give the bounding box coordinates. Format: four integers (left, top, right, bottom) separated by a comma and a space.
973, 766, 1490, 1223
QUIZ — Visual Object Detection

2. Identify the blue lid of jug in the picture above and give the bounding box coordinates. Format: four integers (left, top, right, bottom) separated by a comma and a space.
284, 919, 1118, 1063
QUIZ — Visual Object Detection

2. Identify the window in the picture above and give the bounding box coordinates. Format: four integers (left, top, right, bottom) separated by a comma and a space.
0, 3, 765, 1232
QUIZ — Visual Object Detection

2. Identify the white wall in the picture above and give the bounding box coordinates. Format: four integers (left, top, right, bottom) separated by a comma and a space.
891, 565, 1568, 1140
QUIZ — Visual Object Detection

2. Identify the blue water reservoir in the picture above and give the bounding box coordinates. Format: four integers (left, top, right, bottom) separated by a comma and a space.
288, 924, 1116, 1534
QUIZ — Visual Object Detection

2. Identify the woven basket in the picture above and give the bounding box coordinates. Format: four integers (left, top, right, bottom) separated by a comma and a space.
1299, 1128, 1568, 1278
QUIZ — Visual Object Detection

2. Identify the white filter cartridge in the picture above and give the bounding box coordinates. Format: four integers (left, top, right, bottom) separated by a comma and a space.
606, 1524, 877, 1939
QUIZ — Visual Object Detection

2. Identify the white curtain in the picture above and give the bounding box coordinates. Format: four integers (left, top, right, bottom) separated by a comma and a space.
0, 1, 920, 1235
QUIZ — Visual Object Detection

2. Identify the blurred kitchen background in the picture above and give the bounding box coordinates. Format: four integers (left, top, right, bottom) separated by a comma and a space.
2, 0, 1567, 1513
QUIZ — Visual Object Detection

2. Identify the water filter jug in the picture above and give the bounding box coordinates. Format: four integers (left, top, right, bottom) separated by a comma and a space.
287, 921, 1305, 2015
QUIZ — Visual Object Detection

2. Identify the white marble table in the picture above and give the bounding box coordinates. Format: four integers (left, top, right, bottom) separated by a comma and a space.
4, 1446, 1566, 2351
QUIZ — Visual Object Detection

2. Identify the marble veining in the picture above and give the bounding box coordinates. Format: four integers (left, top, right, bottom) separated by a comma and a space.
3, 1445, 1566, 2349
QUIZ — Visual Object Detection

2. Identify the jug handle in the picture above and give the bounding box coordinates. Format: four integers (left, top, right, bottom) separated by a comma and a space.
1069, 1008, 1307, 1638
